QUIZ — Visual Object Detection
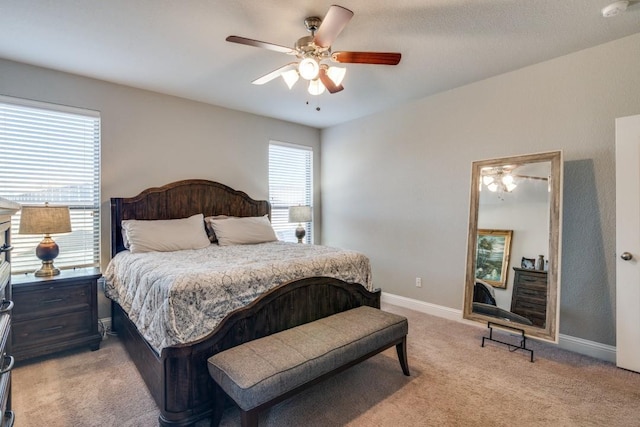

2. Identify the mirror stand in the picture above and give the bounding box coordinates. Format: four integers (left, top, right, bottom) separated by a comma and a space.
481, 321, 534, 362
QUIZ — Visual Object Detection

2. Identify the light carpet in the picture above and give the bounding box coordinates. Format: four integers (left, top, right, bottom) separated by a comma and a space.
12, 304, 640, 426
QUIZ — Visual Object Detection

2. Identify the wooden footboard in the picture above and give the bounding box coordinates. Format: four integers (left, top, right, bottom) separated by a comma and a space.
112, 276, 381, 426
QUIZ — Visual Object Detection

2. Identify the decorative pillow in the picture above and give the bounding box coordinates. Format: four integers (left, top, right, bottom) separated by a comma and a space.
204, 215, 230, 243
122, 213, 210, 253
207, 215, 278, 246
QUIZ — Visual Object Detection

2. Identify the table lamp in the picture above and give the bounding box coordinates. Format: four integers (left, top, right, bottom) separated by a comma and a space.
288, 206, 312, 243
19, 202, 71, 277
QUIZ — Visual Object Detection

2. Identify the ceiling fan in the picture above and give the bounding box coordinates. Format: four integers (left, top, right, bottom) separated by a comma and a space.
226, 5, 401, 96
481, 165, 549, 194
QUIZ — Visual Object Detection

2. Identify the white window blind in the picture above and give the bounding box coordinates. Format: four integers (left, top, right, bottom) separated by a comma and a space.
0, 96, 101, 274
269, 141, 313, 243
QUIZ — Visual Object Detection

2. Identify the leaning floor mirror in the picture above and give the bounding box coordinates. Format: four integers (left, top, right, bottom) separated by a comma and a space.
463, 151, 563, 342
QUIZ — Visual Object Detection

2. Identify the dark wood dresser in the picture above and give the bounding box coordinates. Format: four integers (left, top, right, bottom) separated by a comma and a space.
0, 198, 19, 427
11, 267, 102, 362
510, 267, 548, 327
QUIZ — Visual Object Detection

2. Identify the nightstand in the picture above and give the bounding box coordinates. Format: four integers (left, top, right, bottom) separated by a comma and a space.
11, 267, 102, 362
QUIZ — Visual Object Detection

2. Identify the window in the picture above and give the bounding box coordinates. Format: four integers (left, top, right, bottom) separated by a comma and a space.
0, 96, 101, 273
269, 141, 313, 243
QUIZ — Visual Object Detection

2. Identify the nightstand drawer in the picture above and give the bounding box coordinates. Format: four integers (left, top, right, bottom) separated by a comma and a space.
13, 310, 92, 346
12, 283, 91, 320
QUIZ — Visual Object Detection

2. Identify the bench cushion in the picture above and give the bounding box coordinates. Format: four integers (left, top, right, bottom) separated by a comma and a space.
207, 306, 408, 411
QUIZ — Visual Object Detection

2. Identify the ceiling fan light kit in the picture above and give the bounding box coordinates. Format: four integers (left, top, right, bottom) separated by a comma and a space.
480, 167, 518, 193
226, 5, 401, 97
298, 57, 320, 80
308, 79, 326, 96
281, 69, 299, 89
326, 66, 346, 86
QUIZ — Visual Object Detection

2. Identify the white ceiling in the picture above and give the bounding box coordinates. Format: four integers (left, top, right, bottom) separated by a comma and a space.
1, 1, 639, 129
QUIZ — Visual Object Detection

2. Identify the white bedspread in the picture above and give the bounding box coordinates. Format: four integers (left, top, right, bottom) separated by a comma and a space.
103, 241, 372, 353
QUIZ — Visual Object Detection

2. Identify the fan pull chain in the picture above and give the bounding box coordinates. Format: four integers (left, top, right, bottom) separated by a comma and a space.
305, 99, 321, 111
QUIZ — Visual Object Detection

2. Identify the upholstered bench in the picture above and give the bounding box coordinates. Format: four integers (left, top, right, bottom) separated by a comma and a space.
207, 305, 409, 427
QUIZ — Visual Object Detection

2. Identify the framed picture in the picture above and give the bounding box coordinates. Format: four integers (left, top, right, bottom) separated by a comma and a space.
521, 257, 535, 269
475, 229, 513, 288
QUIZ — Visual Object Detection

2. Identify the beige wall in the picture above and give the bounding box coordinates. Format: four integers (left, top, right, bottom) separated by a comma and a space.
2, 32, 640, 346
0, 58, 321, 317
321, 33, 640, 346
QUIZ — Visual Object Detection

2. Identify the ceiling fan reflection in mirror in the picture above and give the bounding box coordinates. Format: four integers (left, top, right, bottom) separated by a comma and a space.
226, 5, 401, 96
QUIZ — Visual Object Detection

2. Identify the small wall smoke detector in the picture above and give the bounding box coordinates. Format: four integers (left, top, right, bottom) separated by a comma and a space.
602, 1, 629, 17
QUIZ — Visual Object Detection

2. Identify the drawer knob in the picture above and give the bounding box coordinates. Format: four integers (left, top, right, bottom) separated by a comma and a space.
621, 252, 633, 261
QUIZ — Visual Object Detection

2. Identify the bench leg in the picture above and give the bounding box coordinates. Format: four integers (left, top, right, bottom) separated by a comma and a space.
396, 336, 410, 376
241, 409, 259, 427
209, 393, 225, 427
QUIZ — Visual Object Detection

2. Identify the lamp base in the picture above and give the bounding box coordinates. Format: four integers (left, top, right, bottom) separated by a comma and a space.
295, 225, 306, 244
34, 261, 60, 277
34, 235, 61, 277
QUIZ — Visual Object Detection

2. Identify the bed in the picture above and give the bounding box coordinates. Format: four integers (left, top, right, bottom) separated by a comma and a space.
106, 179, 380, 426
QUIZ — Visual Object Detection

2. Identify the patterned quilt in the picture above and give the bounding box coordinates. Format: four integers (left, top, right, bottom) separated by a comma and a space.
103, 241, 372, 353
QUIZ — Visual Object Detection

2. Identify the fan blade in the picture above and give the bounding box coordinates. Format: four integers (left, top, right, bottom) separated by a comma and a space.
313, 5, 354, 48
226, 35, 295, 55
332, 51, 401, 65
252, 63, 298, 85
318, 68, 344, 94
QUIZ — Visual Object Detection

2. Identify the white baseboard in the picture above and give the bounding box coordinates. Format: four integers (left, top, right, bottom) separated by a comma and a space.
557, 333, 616, 363
381, 292, 616, 363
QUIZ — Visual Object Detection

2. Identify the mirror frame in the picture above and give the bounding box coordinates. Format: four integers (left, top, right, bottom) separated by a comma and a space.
463, 151, 563, 342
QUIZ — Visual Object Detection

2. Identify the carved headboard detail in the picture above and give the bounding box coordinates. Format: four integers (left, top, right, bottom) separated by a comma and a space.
110, 179, 270, 257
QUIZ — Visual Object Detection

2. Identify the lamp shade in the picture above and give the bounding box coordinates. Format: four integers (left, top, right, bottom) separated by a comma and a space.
19, 203, 71, 235
288, 206, 312, 223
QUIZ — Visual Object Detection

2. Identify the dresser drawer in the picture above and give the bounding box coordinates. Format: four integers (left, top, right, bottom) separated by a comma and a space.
0, 310, 10, 354
12, 283, 91, 320
0, 264, 8, 297
513, 285, 546, 305
512, 299, 546, 316
0, 358, 13, 427
515, 273, 546, 289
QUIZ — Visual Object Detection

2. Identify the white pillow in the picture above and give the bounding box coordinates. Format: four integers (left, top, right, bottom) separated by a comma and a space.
207, 215, 278, 246
122, 214, 210, 253
203, 215, 230, 242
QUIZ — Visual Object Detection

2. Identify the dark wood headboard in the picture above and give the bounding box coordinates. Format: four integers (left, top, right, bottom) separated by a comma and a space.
110, 179, 270, 257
